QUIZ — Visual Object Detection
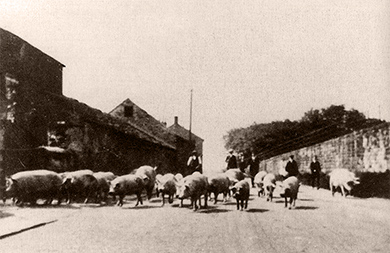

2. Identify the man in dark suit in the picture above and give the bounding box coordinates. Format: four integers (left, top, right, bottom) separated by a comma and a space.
310, 155, 321, 189
285, 155, 299, 178
225, 149, 237, 170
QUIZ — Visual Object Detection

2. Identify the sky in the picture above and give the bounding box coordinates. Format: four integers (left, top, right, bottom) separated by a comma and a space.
1, 0, 389, 171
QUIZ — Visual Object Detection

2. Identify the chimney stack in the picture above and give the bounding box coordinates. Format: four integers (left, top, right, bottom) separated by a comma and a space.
174, 116, 178, 125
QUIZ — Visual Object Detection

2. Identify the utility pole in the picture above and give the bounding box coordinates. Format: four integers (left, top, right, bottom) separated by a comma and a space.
189, 89, 193, 142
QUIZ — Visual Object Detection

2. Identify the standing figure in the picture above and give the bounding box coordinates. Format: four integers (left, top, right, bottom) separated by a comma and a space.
285, 155, 299, 178
225, 149, 237, 170
310, 155, 321, 189
248, 153, 260, 188
237, 152, 247, 173
187, 150, 202, 173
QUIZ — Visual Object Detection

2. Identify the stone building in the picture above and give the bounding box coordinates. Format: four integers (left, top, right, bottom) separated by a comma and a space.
0, 28, 193, 198
109, 99, 202, 176
167, 116, 204, 155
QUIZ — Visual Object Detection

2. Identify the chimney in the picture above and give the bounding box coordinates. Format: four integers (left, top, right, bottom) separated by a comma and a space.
174, 116, 178, 125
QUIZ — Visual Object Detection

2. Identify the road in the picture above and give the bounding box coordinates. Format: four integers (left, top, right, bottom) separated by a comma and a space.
1, 184, 390, 253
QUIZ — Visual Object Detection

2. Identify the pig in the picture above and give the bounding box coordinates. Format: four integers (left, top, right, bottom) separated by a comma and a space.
231, 180, 250, 211
109, 174, 145, 207
6, 170, 62, 206
224, 168, 246, 186
155, 173, 177, 206
278, 176, 299, 209
263, 173, 276, 202
253, 171, 267, 197
177, 172, 208, 211
93, 172, 117, 204
134, 165, 157, 200
207, 173, 231, 204
174, 173, 184, 182
155, 174, 163, 197
60, 170, 98, 204
329, 169, 360, 197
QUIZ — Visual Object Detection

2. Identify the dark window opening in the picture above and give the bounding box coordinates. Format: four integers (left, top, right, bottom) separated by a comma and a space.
124, 106, 134, 118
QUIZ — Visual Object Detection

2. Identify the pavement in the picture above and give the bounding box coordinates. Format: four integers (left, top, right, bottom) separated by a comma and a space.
0, 203, 82, 240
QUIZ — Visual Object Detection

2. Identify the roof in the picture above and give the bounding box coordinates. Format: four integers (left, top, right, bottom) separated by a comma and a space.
167, 123, 204, 142
0, 27, 65, 67
109, 98, 176, 146
44, 92, 176, 150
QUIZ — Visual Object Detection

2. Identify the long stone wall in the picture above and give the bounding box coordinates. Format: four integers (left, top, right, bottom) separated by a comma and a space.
260, 122, 390, 176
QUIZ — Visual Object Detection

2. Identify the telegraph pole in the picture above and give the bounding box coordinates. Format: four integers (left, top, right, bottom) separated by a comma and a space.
189, 89, 193, 142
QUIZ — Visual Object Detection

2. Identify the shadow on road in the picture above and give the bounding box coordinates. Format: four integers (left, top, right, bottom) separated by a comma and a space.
11, 204, 82, 210
299, 198, 315, 202
293, 206, 318, 210
122, 205, 161, 210
149, 199, 162, 203
246, 208, 269, 213
198, 208, 231, 214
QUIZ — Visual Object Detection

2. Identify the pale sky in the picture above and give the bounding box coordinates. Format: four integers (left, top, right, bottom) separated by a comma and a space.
1, 0, 389, 171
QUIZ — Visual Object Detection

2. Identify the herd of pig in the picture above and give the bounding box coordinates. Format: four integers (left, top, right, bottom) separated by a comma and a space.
4, 166, 360, 211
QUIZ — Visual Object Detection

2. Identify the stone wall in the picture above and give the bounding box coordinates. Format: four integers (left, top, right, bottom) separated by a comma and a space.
260, 122, 390, 175
259, 122, 390, 198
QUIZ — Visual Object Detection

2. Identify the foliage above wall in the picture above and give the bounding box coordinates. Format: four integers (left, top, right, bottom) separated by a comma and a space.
224, 105, 384, 159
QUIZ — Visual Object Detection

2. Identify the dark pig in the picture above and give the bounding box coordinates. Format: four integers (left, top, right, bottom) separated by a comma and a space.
207, 173, 231, 204
109, 174, 145, 207
60, 170, 98, 204
231, 180, 250, 211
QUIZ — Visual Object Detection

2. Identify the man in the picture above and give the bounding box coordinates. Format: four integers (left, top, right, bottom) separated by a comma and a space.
187, 150, 202, 173
285, 155, 299, 178
310, 155, 321, 189
237, 152, 247, 173
225, 149, 237, 170
247, 153, 260, 187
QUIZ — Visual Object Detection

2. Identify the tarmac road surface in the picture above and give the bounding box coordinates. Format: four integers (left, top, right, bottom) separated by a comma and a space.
0, 183, 389, 253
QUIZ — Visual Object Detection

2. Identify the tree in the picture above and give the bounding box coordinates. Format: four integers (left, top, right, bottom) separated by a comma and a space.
224, 105, 383, 159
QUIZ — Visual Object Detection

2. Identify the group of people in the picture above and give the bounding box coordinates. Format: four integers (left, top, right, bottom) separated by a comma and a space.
187, 148, 322, 189
224, 149, 322, 189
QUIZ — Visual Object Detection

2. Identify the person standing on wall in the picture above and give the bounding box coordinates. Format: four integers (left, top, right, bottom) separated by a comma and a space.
285, 155, 299, 178
225, 149, 237, 170
310, 155, 321, 189
248, 152, 260, 188
187, 150, 202, 173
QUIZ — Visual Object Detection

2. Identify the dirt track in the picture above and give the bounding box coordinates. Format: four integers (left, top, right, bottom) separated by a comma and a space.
1, 184, 390, 252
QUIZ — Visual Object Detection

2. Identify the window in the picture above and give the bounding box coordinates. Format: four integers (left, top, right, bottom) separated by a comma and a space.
124, 105, 134, 118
